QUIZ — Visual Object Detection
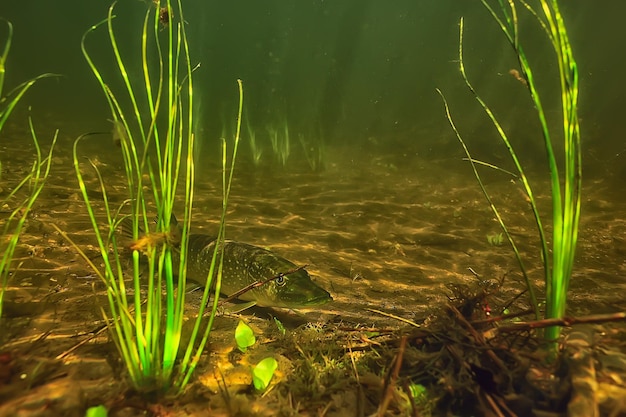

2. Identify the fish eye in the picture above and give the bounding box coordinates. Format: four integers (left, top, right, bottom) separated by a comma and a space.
275, 274, 286, 286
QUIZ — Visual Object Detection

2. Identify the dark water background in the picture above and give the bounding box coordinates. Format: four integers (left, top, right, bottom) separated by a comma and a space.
2, 0, 625, 168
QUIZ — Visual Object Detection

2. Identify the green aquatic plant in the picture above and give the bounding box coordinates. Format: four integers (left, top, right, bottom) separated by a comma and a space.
266, 119, 290, 166
407, 383, 433, 417
0, 118, 57, 321
84, 405, 108, 417
232, 320, 278, 391
0, 20, 56, 132
0, 19, 57, 320
298, 132, 326, 172
235, 320, 256, 353
486, 232, 504, 247
245, 114, 263, 166
439, 0, 580, 349
252, 357, 278, 391
67, 0, 243, 394
279, 120, 290, 166
273, 316, 286, 336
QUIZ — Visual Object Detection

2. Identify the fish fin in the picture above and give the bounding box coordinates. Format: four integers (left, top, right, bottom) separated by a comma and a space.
153, 213, 183, 246
223, 301, 257, 314
154, 213, 181, 229
185, 280, 204, 293
118, 217, 143, 240
169, 214, 182, 245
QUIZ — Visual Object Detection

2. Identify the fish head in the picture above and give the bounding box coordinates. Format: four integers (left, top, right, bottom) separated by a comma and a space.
246, 253, 332, 308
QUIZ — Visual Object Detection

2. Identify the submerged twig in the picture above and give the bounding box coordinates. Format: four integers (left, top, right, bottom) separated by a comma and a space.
377, 335, 407, 417
366, 308, 421, 328
481, 391, 508, 417
461, 157, 519, 179
449, 304, 508, 374
495, 311, 626, 334
470, 307, 535, 326
56, 324, 108, 360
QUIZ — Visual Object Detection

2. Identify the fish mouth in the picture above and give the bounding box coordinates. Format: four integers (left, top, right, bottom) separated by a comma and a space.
291, 291, 333, 308
268, 290, 332, 309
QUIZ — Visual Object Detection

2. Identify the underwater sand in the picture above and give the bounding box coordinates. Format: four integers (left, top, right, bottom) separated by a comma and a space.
1, 130, 625, 416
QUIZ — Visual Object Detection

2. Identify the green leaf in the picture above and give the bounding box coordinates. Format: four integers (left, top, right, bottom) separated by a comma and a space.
252, 357, 278, 391
273, 317, 286, 335
408, 383, 427, 401
85, 405, 108, 417
235, 320, 256, 352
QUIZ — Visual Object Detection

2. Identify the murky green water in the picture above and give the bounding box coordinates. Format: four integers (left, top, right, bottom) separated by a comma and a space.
1, 1, 626, 415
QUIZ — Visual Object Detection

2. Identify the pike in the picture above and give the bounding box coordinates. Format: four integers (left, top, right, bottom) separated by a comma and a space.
183, 234, 332, 308
123, 218, 332, 309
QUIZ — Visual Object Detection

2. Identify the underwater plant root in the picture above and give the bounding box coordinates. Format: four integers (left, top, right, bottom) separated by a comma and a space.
372, 282, 626, 416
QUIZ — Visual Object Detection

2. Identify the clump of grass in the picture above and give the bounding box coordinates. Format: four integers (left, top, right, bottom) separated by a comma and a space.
0, 19, 57, 320
245, 114, 263, 166
298, 132, 326, 172
56, 0, 242, 395
276, 324, 354, 403
266, 119, 290, 166
0, 118, 57, 322
438, 0, 581, 350
486, 232, 504, 246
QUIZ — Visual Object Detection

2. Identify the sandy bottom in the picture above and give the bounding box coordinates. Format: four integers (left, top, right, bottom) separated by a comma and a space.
1, 132, 625, 416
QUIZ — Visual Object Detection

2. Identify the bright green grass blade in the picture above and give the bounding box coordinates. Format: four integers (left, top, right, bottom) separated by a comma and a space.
464, 1, 581, 348
76, 0, 241, 394
0, 32, 59, 316
175, 78, 244, 392
1, 117, 57, 320
441, 2, 581, 351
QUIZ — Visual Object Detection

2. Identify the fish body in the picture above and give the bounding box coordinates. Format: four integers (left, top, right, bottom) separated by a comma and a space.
180, 234, 332, 308
122, 217, 332, 308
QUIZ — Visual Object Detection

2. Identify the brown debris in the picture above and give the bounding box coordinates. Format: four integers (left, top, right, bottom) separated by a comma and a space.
371, 281, 626, 416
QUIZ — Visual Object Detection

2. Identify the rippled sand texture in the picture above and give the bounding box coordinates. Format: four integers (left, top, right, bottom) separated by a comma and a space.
1, 132, 625, 414
3, 133, 626, 330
